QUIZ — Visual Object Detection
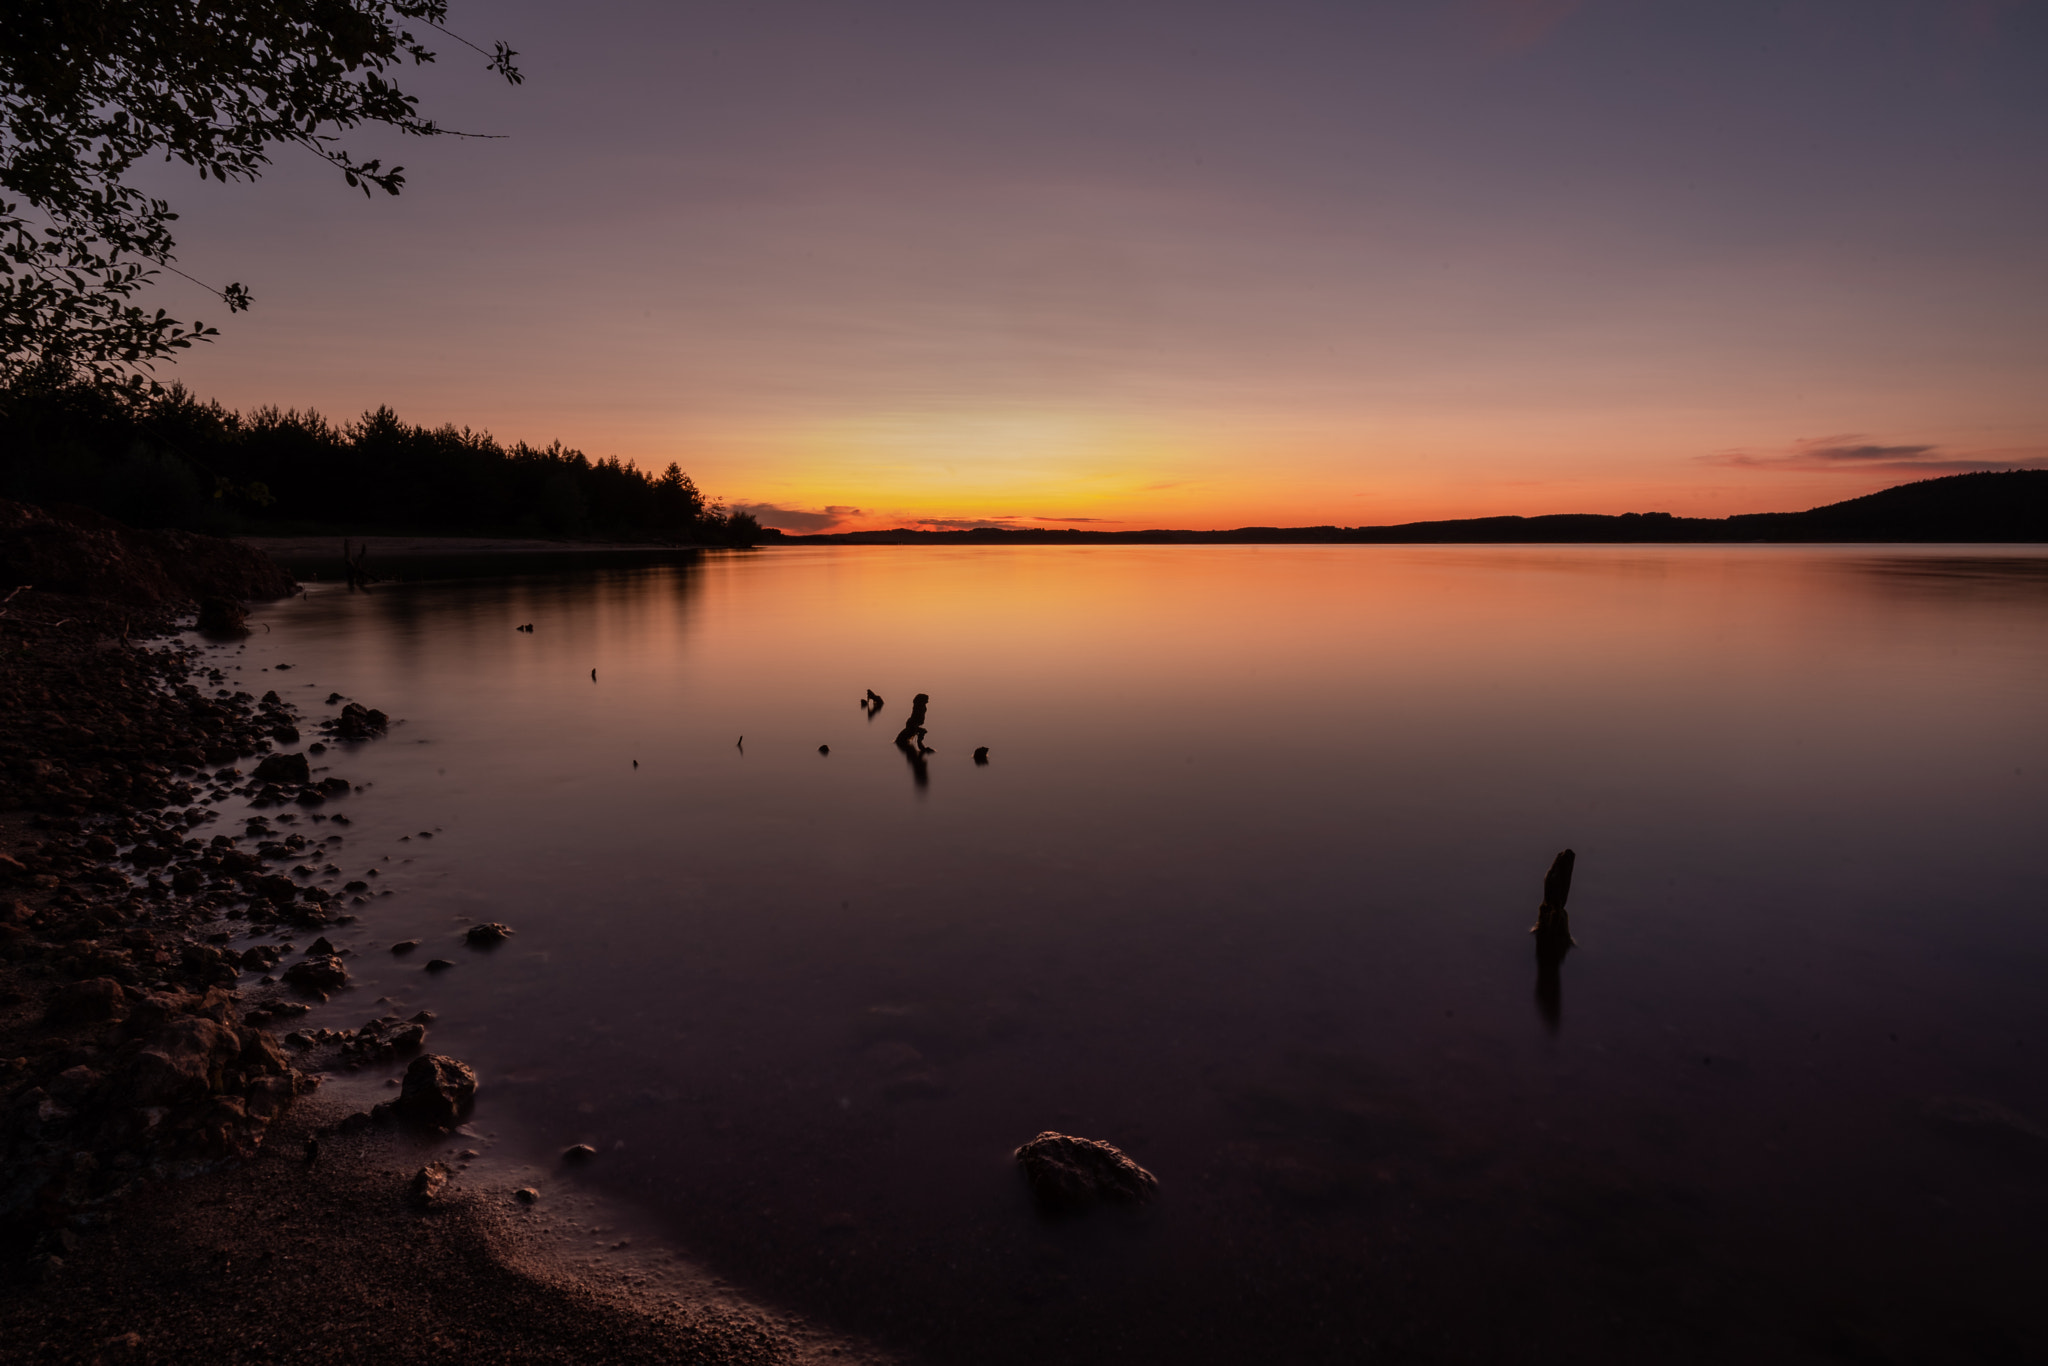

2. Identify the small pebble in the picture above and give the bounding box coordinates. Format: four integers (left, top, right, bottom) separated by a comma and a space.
563, 1143, 598, 1162
424, 959, 455, 972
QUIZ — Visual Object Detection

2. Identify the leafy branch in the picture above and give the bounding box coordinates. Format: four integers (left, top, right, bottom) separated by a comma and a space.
1, 0, 521, 395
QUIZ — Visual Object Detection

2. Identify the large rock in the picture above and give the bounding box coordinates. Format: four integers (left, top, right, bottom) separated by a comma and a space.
253, 874, 300, 904
283, 954, 348, 994
237, 1027, 291, 1076
1014, 1131, 1159, 1209
253, 751, 310, 785
323, 703, 389, 741
384, 1054, 477, 1129
117, 1016, 240, 1107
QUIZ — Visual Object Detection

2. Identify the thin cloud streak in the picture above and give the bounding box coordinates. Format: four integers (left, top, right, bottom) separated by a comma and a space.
912, 517, 1025, 531
734, 502, 863, 532
1704, 433, 2048, 475
139, 3, 2048, 525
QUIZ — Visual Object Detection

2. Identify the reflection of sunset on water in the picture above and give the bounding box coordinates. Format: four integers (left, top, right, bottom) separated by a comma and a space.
238, 542, 2048, 1362
9, 0, 2048, 1357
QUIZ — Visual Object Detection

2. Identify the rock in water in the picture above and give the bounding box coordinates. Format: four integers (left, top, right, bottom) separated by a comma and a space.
283, 954, 348, 994
1014, 1131, 1158, 1209
387, 1054, 478, 1129
254, 751, 311, 785
1531, 847, 1576, 960
323, 702, 389, 741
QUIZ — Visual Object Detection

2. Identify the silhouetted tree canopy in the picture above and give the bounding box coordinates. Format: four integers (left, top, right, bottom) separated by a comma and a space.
0, 381, 764, 545
1, 0, 519, 393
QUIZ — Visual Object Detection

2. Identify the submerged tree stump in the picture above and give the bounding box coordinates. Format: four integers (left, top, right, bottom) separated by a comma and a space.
1530, 847, 1576, 962
894, 692, 930, 748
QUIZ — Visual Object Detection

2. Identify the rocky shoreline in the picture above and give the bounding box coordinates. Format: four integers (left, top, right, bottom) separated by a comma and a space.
0, 502, 858, 1363
1, 515, 325, 1268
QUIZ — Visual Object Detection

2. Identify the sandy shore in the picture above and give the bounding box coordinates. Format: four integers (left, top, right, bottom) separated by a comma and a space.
0, 1089, 867, 1366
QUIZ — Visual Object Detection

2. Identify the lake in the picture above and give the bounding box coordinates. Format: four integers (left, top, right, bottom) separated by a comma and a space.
215, 544, 2048, 1363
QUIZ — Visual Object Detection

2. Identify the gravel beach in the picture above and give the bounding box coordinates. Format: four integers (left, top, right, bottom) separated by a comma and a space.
0, 501, 868, 1364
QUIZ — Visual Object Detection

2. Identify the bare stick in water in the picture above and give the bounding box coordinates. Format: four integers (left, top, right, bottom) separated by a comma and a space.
1531, 848, 1576, 958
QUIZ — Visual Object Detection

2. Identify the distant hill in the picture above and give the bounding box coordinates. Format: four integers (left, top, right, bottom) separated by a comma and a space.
782, 470, 2048, 545
1725, 469, 2048, 542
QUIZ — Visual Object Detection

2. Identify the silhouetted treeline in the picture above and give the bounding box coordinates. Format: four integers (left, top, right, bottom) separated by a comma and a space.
797, 471, 2047, 545
0, 382, 761, 544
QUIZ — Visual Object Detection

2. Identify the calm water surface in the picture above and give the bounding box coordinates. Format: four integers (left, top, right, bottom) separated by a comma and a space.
224, 546, 2048, 1363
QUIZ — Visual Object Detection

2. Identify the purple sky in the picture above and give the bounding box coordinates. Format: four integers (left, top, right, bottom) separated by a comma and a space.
142, 0, 2048, 529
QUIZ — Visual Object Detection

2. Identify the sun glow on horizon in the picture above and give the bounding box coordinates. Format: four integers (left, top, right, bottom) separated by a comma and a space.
141, 1, 2048, 534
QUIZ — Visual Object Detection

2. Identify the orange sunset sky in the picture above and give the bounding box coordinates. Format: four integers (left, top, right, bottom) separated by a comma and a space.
135, 1, 2047, 532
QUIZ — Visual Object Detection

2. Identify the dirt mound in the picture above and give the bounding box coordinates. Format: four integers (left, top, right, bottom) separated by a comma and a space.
0, 500, 296, 607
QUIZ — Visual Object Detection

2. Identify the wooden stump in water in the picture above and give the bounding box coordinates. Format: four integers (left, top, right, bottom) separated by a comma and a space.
1531, 847, 1576, 962
894, 692, 930, 747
